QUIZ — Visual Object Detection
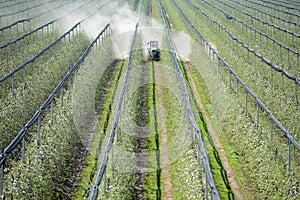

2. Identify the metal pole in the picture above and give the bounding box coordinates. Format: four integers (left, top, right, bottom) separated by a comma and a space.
297, 54, 299, 72
205, 176, 208, 200
68, 77, 71, 96
247, 49, 250, 64
260, 59, 264, 76
217, 57, 220, 72
103, 168, 107, 194
288, 139, 291, 172
22, 136, 25, 164
256, 102, 259, 130
295, 81, 298, 104
23, 68, 26, 86
254, 54, 256, 70
242, 43, 244, 59
111, 145, 114, 172
236, 78, 239, 98
51, 99, 54, 123
259, 33, 262, 48
38, 115, 41, 146
272, 39, 274, 54
32, 61, 35, 73
270, 119, 273, 146
61, 88, 64, 108
280, 45, 282, 61
287, 50, 290, 64
281, 72, 285, 94
0, 162, 3, 197
5, 46, 8, 69
245, 91, 248, 116
11, 75, 15, 97
229, 72, 232, 89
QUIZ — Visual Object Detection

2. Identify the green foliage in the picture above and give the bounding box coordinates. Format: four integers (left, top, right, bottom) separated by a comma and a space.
95, 34, 146, 199
2, 1, 299, 199
151, 0, 161, 21
0, 33, 89, 151
73, 60, 123, 199
156, 48, 207, 198
183, 0, 300, 142
170, 148, 204, 199
1, 31, 110, 199
223, 95, 299, 199
72, 36, 123, 199
4, 95, 83, 199
0, 32, 60, 78
165, 0, 300, 199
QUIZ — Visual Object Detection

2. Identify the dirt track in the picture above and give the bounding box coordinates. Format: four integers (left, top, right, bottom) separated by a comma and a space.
155, 63, 174, 200
185, 63, 244, 200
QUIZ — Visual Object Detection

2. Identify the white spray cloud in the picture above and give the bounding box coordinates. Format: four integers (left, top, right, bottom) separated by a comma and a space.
172, 32, 192, 61
57, 1, 191, 61
110, 3, 139, 59
140, 18, 164, 47
57, 12, 86, 33
82, 14, 111, 39
57, 1, 118, 39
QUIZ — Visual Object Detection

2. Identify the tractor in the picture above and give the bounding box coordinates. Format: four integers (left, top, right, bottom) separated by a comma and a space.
147, 40, 160, 61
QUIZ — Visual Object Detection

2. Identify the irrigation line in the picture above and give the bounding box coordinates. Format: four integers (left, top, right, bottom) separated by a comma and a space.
271, 0, 300, 7
0, 18, 29, 32
0, 0, 98, 49
198, 0, 300, 73
188, 1, 300, 99
0, 0, 27, 3
0, 23, 111, 197
85, 0, 114, 19
0, 0, 34, 10
0, 21, 81, 95
208, 0, 300, 40
172, 0, 300, 172
158, 0, 221, 199
241, 0, 300, 21
0, 0, 77, 33
229, 0, 300, 29
206, 0, 300, 54
0, 1, 110, 191
258, 0, 300, 12
88, 23, 139, 200
88, 4, 142, 197
0, 19, 54, 49
0, 0, 57, 19
0, 0, 119, 195
0, 0, 113, 95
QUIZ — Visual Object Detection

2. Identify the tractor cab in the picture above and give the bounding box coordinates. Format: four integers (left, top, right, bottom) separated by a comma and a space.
147, 41, 160, 61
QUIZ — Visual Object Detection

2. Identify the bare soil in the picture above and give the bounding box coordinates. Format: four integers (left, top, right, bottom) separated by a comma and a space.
185, 63, 244, 200
134, 63, 149, 200
155, 64, 174, 200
